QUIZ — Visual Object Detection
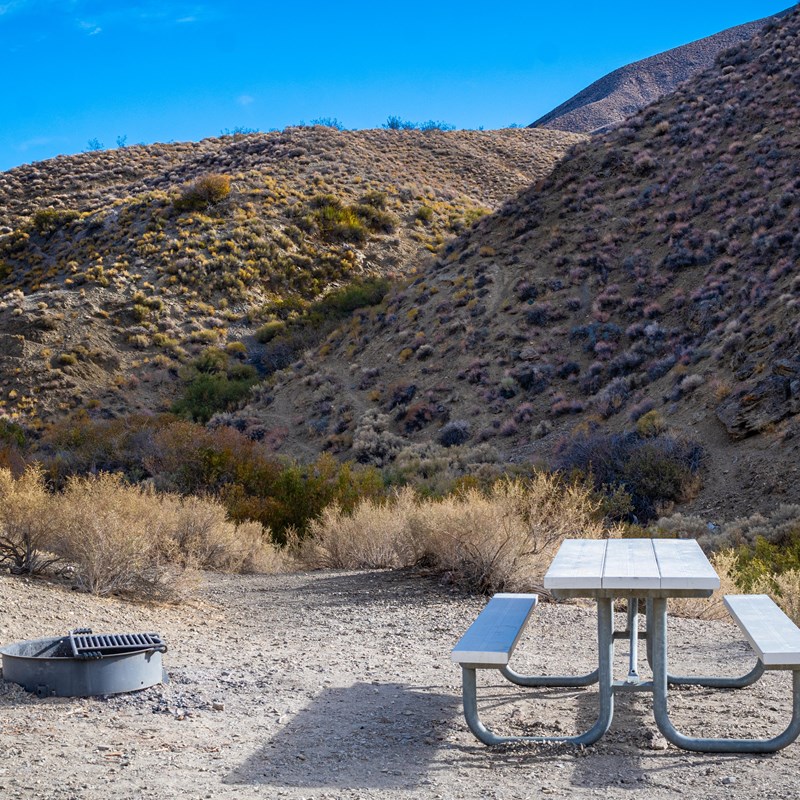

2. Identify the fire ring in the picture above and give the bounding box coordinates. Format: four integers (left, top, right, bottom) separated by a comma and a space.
0, 629, 168, 697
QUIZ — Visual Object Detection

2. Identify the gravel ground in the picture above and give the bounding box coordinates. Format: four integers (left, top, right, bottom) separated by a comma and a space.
0, 568, 799, 800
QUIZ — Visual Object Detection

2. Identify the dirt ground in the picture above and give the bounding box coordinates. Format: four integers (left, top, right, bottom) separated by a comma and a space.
0, 568, 799, 800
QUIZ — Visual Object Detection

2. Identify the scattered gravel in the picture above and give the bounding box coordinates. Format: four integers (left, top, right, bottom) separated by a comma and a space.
0, 569, 798, 799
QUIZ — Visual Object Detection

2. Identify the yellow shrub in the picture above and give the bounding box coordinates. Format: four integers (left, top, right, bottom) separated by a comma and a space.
49, 473, 286, 601
301, 475, 612, 593
0, 466, 57, 574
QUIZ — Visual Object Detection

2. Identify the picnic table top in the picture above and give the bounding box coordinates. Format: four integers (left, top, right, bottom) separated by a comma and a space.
543, 538, 720, 594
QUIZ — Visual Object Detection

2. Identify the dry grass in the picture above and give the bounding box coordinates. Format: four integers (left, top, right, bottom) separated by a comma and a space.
300, 474, 614, 593
750, 568, 800, 626
52, 474, 194, 600
50, 473, 287, 599
0, 469, 288, 601
0, 466, 58, 574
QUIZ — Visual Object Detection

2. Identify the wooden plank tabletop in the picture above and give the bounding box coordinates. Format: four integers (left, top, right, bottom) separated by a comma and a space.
653, 538, 719, 591
603, 538, 660, 590
543, 538, 720, 594
544, 539, 607, 590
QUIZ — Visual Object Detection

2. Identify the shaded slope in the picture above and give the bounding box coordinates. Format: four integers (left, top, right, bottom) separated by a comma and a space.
240, 9, 800, 518
531, 8, 792, 133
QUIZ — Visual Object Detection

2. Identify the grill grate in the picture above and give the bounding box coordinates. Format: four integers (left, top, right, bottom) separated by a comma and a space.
68, 629, 167, 660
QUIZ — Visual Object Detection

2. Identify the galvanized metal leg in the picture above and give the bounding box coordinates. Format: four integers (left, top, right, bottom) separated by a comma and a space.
626, 596, 639, 683
650, 597, 800, 752
499, 664, 599, 688
645, 597, 765, 688
460, 598, 614, 745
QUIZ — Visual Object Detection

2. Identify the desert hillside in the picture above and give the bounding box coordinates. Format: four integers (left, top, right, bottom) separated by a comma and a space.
0, 127, 582, 425
531, 7, 792, 134
235, 8, 800, 519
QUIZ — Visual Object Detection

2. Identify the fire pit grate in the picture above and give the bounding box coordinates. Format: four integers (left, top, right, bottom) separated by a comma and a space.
68, 629, 167, 660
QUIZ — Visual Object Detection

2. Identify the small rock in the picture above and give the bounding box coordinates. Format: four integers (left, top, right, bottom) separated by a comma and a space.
722, 776, 737, 786
212, 701, 225, 711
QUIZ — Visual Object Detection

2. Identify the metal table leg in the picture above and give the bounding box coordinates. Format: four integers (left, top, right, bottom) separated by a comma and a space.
645, 597, 765, 688
460, 599, 615, 745
626, 596, 639, 683
499, 664, 598, 688
650, 597, 800, 752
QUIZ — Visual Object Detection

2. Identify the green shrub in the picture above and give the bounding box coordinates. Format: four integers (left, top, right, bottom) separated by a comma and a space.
317, 277, 390, 315
733, 536, 800, 591
172, 348, 258, 423
383, 116, 418, 130
314, 200, 367, 243
415, 205, 434, 223
554, 430, 704, 522
225, 341, 248, 357
303, 194, 396, 242
351, 203, 396, 233
255, 320, 287, 343
0, 418, 26, 449
31, 208, 80, 235
152, 332, 179, 348
172, 373, 257, 423
191, 347, 229, 374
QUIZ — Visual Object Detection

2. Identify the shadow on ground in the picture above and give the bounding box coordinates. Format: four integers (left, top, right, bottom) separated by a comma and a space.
226, 681, 459, 790
257, 568, 463, 611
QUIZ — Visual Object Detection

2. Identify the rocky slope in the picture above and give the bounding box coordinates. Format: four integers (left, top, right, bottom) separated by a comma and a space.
0, 127, 582, 425
530, 7, 792, 134
235, 8, 800, 518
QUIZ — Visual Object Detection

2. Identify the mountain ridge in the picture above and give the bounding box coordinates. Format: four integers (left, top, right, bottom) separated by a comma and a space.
531, 7, 794, 134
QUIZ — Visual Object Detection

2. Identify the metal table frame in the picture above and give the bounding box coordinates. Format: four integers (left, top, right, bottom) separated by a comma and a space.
461, 539, 800, 752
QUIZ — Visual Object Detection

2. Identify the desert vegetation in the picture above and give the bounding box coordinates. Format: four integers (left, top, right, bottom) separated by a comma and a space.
0, 402, 798, 619
0, 9, 799, 628
299, 473, 611, 593
0, 466, 284, 601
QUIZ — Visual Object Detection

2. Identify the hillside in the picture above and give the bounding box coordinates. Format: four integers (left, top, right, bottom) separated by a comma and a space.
0, 127, 582, 425
235, 8, 800, 519
530, 8, 791, 134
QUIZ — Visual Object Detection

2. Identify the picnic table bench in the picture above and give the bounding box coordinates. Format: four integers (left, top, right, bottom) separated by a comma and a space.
451, 538, 800, 752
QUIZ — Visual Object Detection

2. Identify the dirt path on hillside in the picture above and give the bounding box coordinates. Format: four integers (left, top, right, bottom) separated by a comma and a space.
0, 569, 798, 800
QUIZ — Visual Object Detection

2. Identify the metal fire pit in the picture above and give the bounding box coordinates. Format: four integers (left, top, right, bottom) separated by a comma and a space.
0, 628, 167, 697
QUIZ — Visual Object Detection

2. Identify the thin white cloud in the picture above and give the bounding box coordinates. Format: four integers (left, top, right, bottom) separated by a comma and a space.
0, 1, 27, 15
237, 94, 255, 107
17, 135, 60, 152
177, 16, 196, 23
78, 19, 102, 35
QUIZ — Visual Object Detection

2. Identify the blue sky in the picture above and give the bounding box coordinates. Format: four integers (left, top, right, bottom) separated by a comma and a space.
0, 1, 793, 171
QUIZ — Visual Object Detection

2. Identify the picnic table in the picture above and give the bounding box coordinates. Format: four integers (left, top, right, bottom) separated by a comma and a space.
452, 537, 800, 752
